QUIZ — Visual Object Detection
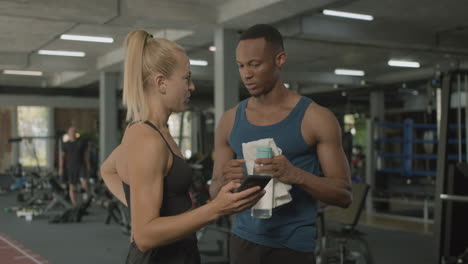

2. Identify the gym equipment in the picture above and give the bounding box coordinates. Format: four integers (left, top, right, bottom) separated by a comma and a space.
104, 199, 131, 235
43, 177, 73, 215
316, 183, 373, 264
91, 180, 131, 235
7, 136, 56, 205
368, 116, 466, 223
375, 120, 465, 178
8, 136, 56, 170
434, 71, 468, 264
3, 164, 23, 191
49, 197, 92, 224
188, 152, 212, 208
187, 152, 232, 263
16, 208, 40, 221
444, 248, 468, 264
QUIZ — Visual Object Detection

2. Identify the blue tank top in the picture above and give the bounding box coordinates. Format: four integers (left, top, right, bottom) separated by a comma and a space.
229, 96, 321, 252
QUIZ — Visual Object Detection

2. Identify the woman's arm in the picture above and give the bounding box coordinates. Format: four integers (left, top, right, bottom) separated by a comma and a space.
126, 124, 264, 252
100, 145, 127, 206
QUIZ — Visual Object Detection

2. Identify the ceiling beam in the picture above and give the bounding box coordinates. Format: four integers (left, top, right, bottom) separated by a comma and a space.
0, 0, 119, 24
50, 72, 87, 87
96, 29, 193, 72
218, 0, 340, 28
29, 54, 93, 71
120, 0, 216, 26
52, 29, 193, 87
369, 68, 435, 84
299, 84, 338, 94
0, 52, 28, 68
298, 16, 468, 55
283, 71, 363, 85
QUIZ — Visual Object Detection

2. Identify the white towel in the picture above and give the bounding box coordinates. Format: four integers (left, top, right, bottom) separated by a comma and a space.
242, 138, 292, 214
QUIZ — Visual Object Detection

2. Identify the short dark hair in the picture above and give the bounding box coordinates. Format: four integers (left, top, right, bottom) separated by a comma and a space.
239, 24, 284, 51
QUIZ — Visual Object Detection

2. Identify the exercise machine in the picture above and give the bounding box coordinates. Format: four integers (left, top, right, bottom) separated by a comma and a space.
434, 71, 468, 264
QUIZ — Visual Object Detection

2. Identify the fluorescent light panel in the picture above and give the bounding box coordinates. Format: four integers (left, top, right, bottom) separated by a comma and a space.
190, 59, 208, 66
61, 34, 114, 43
38, 50, 85, 57
323, 9, 374, 21
3, 70, 43, 76
388, 60, 420, 68
335, 68, 365, 76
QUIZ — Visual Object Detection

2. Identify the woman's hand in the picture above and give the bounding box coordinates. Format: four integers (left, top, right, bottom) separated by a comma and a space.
210, 181, 265, 216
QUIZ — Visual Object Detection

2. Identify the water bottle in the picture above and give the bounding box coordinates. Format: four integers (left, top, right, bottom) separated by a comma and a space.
251, 146, 273, 219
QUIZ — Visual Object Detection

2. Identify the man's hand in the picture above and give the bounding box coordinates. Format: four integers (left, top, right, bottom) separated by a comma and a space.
255, 155, 302, 184
222, 159, 245, 184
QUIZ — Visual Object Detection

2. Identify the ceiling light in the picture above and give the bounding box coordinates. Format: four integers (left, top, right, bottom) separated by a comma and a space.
38, 50, 85, 57
322, 9, 374, 21
209, 46, 216, 52
335, 68, 365, 76
388, 60, 421, 68
3, 70, 43, 76
60, 34, 114, 43
190, 59, 208, 66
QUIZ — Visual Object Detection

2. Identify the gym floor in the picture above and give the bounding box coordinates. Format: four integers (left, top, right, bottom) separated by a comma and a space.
0, 191, 433, 264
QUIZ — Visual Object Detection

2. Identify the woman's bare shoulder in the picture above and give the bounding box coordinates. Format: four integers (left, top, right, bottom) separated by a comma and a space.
121, 122, 169, 160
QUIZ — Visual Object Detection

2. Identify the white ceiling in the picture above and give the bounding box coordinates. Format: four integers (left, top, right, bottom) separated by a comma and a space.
0, 0, 467, 94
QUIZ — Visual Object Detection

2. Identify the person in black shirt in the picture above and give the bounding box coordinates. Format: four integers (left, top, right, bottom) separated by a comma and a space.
59, 126, 91, 206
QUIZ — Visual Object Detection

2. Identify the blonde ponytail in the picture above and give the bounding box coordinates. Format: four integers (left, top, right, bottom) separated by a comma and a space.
122, 30, 184, 123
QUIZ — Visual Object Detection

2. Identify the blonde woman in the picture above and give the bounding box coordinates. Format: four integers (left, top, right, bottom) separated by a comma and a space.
100, 30, 265, 264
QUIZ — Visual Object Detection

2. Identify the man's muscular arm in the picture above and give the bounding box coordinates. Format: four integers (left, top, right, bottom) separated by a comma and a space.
256, 105, 352, 208
209, 107, 245, 199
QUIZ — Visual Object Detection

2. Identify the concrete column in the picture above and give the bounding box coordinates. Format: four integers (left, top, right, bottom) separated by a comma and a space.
370, 91, 385, 155
11, 106, 19, 166
191, 111, 200, 157
365, 119, 374, 216
46, 107, 54, 169
214, 27, 239, 127
99, 72, 119, 165
367, 91, 385, 216
370, 91, 385, 123
370, 91, 385, 167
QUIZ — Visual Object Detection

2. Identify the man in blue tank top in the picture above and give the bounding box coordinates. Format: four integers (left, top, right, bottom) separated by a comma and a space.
209, 24, 352, 264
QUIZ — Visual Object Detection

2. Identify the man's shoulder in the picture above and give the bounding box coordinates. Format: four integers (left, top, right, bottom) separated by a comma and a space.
302, 102, 338, 134
220, 104, 241, 124
216, 103, 242, 141
304, 101, 334, 120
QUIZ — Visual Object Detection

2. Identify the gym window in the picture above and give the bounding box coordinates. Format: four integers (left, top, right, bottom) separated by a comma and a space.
17, 106, 50, 167
168, 111, 193, 159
